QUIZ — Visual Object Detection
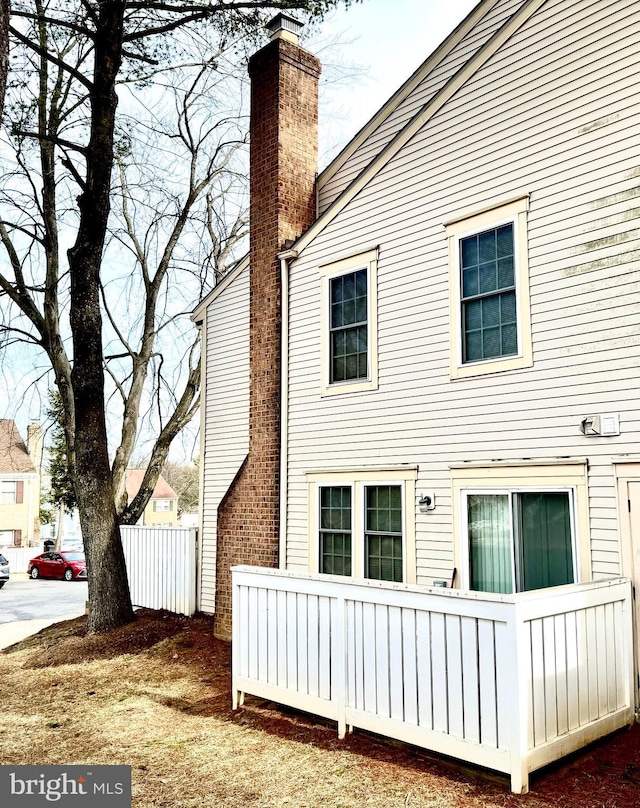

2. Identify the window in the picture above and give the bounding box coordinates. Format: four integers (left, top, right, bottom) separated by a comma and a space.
319, 249, 378, 396
465, 490, 574, 594
309, 468, 416, 582
0, 480, 23, 504
330, 269, 368, 382
447, 195, 532, 378
153, 499, 172, 512
460, 224, 517, 362
365, 485, 403, 582
451, 461, 591, 593
319, 486, 352, 576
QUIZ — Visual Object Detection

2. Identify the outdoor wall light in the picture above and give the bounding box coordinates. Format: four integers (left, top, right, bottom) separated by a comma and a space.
419, 492, 435, 512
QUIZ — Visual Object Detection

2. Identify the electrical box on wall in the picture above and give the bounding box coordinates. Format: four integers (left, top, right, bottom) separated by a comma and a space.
580, 413, 620, 437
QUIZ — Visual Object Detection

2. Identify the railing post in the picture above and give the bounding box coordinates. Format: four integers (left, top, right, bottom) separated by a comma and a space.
508, 600, 532, 794
331, 590, 347, 739
231, 567, 243, 711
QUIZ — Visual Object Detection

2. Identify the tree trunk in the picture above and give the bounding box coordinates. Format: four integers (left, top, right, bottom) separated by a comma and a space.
67, 0, 134, 633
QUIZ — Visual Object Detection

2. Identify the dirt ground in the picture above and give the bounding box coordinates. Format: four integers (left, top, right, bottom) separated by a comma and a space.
0, 609, 638, 808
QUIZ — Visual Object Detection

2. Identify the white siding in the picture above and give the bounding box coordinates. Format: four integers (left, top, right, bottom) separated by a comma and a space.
286, 0, 640, 582
200, 266, 250, 612
317, 0, 525, 215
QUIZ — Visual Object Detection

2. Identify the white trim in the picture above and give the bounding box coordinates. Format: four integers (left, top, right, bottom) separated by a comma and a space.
447, 197, 533, 379
279, 253, 291, 570
319, 248, 379, 396
307, 468, 417, 584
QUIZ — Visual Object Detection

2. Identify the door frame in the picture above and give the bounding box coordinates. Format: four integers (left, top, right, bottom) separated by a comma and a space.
614, 460, 640, 713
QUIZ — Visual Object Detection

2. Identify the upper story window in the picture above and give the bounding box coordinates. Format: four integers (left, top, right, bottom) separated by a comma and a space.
460, 223, 517, 363
446, 195, 532, 379
319, 248, 378, 396
153, 499, 172, 512
330, 269, 368, 383
0, 480, 23, 504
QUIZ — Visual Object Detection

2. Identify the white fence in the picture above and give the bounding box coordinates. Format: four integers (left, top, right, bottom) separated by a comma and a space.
232, 567, 635, 793
121, 526, 197, 616
1, 545, 43, 572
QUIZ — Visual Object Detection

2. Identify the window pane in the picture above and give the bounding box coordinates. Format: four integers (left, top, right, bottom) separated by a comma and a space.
365, 485, 403, 582
461, 235, 478, 268
468, 494, 513, 594
518, 493, 573, 591
366, 534, 403, 582
330, 270, 368, 384
320, 487, 352, 576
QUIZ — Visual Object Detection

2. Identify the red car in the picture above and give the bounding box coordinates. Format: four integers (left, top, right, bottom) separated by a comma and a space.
27, 551, 87, 581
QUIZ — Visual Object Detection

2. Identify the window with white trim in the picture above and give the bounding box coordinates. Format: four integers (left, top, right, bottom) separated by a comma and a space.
319, 249, 378, 396
310, 468, 416, 582
447, 196, 532, 379
451, 462, 590, 594
463, 489, 575, 594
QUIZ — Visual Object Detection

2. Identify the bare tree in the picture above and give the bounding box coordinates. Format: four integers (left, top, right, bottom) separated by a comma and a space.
0, 0, 356, 632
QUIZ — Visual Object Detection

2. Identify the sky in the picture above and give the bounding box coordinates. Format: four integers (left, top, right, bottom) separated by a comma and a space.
316, 0, 480, 164
1, 0, 481, 458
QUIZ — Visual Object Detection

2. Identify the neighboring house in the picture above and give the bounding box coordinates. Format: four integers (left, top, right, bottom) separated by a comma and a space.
126, 470, 179, 527
0, 420, 42, 547
194, 2, 640, 792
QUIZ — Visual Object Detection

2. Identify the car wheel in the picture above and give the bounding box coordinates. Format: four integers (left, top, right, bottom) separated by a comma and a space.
0, 581, 5, 588
30, 567, 39, 579
63, 568, 73, 581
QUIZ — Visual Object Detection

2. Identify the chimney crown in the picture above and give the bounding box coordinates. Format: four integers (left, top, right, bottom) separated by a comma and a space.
267, 13, 304, 44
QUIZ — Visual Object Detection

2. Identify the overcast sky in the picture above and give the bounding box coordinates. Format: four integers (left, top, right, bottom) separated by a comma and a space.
317, 0, 480, 163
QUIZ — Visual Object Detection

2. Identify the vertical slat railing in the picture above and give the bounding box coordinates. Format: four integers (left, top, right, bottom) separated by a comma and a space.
231, 567, 634, 794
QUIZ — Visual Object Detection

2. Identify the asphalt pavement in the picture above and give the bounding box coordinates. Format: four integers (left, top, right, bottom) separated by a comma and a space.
0, 573, 88, 649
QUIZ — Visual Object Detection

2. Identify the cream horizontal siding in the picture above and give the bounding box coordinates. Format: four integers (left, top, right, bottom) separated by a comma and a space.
200, 266, 250, 612
285, 0, 640, 584
317, 0, 525, 215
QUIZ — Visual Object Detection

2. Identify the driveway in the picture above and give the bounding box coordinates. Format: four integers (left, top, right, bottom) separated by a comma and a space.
0, 574, 87, 649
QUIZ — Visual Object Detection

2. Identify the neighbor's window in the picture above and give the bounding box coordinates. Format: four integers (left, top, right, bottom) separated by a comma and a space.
153, 499, 172, 512
319, 486, 352, 576
466, 490, 574, 594
0, 480, 22, 504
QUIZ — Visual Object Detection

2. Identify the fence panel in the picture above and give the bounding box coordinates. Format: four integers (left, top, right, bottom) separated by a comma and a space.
121, 526, 197, 616
232, 567, 634, 794
1, 545, 44, 572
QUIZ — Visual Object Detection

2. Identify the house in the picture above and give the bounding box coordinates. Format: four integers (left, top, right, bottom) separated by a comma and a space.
0, 419, 42, 546
125, 470, 179, 527
193, 1, 640, 792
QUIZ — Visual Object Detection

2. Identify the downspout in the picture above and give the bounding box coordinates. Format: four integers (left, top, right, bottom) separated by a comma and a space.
278, 248, 298, 570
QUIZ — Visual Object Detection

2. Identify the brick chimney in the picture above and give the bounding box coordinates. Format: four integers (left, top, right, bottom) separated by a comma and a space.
214, 15, 321, 639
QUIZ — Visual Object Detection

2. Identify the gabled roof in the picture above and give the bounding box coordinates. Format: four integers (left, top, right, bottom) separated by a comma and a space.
126, 469, 178, 501
0, 419, 35, 474
316, 0, 494, 191
295, 0, 542, 257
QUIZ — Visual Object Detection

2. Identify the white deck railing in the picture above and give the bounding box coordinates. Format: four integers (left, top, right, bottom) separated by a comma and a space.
231, 567, 635, 793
